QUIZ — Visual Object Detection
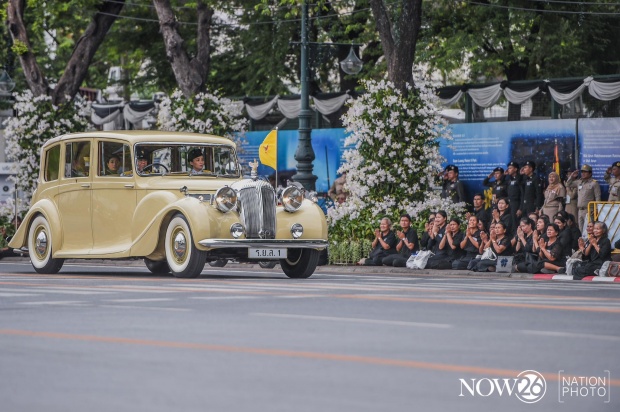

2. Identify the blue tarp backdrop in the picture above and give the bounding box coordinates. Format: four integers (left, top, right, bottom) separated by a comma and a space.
239, 118, 620, 199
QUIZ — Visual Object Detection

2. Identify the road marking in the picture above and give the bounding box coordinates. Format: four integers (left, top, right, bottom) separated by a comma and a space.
0, 287, 111, 295
190, 296, 262, 300
520, 330, 620, 341
104, 298, 175, 303
250, 312, 452, 328
2, 328, 619, 387
0, 292, 39, 297
18, 300, 86, 306
98, 304, 191, 312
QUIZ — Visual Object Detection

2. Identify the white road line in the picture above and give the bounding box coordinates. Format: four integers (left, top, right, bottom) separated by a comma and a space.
0, 292, 39, 297
97, 304, 191, 312
19, 300, 86, 306
104, 298, 175, 303
190, 296, 262, 300
0, 287, 111, 295
520, 330, 620, 341
250, 312, 452, 328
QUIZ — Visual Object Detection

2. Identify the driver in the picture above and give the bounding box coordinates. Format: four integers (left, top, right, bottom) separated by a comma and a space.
136, 150, 149, 173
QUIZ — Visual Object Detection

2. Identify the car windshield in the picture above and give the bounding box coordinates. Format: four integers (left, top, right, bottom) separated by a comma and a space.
134, 143, 240, 177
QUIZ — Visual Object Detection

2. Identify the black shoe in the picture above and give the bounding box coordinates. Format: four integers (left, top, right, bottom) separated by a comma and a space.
557, 267, 566, 274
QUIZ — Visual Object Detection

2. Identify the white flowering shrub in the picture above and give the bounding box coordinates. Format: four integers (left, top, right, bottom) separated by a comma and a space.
328, 78, 466, 242
1, 90, 91, 217
157, 89, 247, 146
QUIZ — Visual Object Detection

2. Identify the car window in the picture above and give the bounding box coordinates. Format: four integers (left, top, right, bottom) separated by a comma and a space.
64, 141, 91, 178
99, 141, 131, 176
134, 144, 239, 177
44, 145, 61, 182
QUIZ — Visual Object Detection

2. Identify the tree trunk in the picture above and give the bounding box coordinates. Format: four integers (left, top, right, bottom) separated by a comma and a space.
7, 0, 125, 103
153, 0, 213, 98
369, 0, 422, 93
53, 1, 126, 104
7, 0, 49, 97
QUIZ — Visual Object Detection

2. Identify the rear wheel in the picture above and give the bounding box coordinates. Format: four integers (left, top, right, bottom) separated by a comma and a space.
144, 258, 170, 274
28, 215, 64, 274
280, 249, 319, 278
164, 214, 206, 278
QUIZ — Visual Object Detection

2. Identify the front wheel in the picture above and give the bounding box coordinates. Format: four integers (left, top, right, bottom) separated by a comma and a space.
280, 249, 320, 278
27, 215, 64, 274
144, 258, 170, 274
208, 259, 228, 267
164, 214, 206, 278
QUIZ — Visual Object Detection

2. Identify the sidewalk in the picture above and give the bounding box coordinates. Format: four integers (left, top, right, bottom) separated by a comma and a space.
3, 256, 619, 283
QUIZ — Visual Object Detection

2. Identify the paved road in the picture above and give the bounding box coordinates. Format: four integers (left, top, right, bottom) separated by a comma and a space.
1, 260, 619, 411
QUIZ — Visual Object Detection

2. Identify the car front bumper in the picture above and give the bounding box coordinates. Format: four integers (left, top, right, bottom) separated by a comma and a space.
198, 239, 328, 250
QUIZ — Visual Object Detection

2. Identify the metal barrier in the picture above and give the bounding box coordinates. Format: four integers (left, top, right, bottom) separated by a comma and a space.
591, 202, 620, 252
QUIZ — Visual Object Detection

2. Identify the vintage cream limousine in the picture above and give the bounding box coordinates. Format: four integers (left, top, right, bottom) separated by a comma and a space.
9, 131, 328, 278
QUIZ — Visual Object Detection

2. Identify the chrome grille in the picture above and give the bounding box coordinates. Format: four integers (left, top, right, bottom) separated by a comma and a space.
232, 179, 276, 239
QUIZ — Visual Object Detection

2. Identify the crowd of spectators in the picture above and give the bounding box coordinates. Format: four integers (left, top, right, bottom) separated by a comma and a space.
358, 160, 620, 277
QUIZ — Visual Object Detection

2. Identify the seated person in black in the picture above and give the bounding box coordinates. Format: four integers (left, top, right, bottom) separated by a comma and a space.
518, 223, 566, 274
453, 215, 482, 270
424, 210, 448, 253
427, 218, 464, 269
383, 214, 419, 267
359, 217, 398, 266
512, 217, 536, 271
553, 216, 573, 259
573, 221, 613, 279
472, 221, 512, 272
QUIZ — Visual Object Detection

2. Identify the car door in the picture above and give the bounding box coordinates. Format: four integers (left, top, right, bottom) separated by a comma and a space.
56, 140, 93, 254
91, 140, 137, 255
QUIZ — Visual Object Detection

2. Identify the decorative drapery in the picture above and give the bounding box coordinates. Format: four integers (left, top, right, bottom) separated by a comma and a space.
123, 100, 156, 129
437, 75, 620, 107
243, 92, 351, 120
91, 102, 124, 126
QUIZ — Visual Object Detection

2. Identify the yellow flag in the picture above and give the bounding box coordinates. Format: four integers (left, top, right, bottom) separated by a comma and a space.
259, 129, 277, 170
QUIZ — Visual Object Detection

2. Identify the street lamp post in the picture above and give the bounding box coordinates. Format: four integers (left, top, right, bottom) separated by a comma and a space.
293, 1, 363, 191
292, 0, 316, 190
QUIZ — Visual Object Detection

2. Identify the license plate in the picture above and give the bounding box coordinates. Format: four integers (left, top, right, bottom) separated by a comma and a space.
248, 248, 287, 259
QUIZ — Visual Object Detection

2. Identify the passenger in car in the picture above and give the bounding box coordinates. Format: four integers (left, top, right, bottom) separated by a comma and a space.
188, 148, 206, 175
105, 155, 121, 175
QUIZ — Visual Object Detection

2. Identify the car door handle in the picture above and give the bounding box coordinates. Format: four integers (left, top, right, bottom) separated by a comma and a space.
124, 184, 134, 188
81, 183, 91, 188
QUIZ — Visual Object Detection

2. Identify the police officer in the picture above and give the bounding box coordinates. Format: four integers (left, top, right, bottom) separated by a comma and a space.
519, 160, 543, 217
483, 167, 508, 205
441, 165, 467, 204
566, 164, 601, 230
604, 161, 620, 201
506, 161, 523, 220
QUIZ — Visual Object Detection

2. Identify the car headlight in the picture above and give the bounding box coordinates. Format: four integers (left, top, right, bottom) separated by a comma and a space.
214, 186, 237, 213
291, 223, 303, 239
230, 223, 245, 238
281, 185, 303, 212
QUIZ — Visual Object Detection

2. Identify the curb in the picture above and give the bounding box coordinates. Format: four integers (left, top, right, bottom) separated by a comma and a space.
532, 274, 620, 282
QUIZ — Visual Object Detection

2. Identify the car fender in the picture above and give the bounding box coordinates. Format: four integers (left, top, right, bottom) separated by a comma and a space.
8, 199, 62, 251
130, 193, 238, 256
275, 200, 328, 240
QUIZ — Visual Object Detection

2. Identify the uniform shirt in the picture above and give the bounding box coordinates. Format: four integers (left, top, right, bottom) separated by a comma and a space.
506, 174, 523, 207
520, 174, 543, 214
441, 179, 467, 203
462, 230, 482, 255
483, 174, 508, 203
565, 177, 601, 208
605, 173, 620, 201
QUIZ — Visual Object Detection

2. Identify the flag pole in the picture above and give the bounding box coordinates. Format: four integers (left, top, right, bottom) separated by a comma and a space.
275, 127, 278, 188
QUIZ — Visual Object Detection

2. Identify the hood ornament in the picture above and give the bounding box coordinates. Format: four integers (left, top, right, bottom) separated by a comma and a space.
249, 159, 259, 180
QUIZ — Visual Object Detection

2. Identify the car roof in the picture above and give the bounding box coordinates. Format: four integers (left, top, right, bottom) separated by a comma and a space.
42, 131, 236, 150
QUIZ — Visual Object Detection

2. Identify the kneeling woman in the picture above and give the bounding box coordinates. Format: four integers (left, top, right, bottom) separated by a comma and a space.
426, 218, 464, 269
517, 223, 565, 273
472, 222, 512, 272
573, 221, 612, 280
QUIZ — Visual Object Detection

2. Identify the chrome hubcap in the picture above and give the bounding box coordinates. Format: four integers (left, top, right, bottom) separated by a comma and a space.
35, 229, 48, 258
172, 229, 187, 263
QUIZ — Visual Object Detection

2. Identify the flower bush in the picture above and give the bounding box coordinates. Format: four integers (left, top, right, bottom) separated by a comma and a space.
1, 90, 91, 217
328, 78, 466, 243
157, 89, 247, 146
